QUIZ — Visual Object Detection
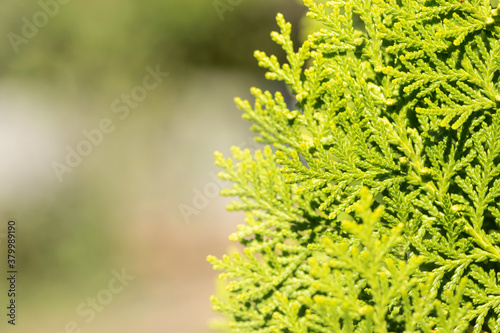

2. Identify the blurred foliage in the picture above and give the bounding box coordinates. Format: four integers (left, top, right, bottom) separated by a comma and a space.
0, 2, 319, 312
1, 0, 305, 91
0, 0, 307, 293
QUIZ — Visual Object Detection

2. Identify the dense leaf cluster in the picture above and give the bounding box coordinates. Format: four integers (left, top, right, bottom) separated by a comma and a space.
208, 1, 500, 332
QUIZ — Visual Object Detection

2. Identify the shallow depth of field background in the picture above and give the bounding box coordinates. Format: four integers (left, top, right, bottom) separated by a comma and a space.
0, 1, 306, 332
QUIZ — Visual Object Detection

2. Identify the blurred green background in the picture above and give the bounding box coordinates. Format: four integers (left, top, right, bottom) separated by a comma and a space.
0, 0, 306, 332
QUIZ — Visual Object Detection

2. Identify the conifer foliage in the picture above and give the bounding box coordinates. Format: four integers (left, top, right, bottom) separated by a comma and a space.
208, 1, 500, 332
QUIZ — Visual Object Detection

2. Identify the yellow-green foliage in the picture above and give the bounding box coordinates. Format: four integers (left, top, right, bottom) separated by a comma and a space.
208, 1, 500, 332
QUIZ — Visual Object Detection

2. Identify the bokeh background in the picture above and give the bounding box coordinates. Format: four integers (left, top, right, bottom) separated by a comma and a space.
0, 0, 307, 332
